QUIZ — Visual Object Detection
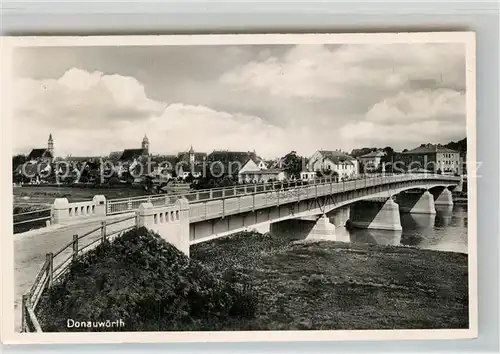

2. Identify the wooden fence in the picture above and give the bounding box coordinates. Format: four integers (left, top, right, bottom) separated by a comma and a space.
21, 214, 137, 332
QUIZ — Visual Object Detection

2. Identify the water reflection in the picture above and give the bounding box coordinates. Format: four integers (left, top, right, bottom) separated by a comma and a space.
346, 204, 467, 254
261, 204, 468, 254
349, 228, 402, 246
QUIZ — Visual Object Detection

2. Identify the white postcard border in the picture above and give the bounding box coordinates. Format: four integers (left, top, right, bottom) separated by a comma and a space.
1, 32, 477, 345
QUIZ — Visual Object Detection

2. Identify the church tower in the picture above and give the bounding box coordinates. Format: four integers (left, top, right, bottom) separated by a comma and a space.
189, 145, 195, 164
48, 133, 54, 157
142, 134, 149, 154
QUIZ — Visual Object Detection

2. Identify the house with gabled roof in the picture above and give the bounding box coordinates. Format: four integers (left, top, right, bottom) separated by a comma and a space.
357, 150, 386, 171
308, 149, 359, 180
207, 150, 267, 181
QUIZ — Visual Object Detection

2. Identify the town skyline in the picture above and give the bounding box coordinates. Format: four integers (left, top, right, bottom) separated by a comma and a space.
12, 43, 466, 158
13, 132, 466, 161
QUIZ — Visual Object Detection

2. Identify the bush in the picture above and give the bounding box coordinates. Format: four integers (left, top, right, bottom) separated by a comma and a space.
37, 227, 258, 332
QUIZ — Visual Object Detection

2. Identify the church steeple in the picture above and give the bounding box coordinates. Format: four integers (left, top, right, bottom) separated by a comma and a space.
142, 134, 149, 154
189, 145, 195, 163
48, 133, 54, 156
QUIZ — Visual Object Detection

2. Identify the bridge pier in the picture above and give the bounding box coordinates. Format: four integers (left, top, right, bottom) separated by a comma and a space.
136, 197, 190, 256
305, 214, 336, 241
396, 190, 436, 214
349, 198, 402, 231
269, 215, 336, 242
434, 188, 454, 206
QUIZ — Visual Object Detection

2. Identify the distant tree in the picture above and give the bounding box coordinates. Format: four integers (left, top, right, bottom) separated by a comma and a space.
444, 138, 467, 154
281, 151, 306, 179
380, 146, 395, 173
350, 147, 377, 158
184, 173, 195, 184
108, 176, 120, 186
12, 154, 27, 170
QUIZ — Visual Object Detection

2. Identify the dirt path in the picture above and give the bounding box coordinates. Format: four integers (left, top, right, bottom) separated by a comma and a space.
14, 214, 136, 331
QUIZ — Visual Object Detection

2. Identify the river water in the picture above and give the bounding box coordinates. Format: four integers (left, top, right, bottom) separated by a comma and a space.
257, 203, 468, 254
345, 204, 468, 254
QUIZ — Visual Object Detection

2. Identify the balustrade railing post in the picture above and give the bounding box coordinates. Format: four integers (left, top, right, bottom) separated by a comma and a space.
127, 199, 132, 211
101, 221, 107, 243
72, 234, 79, 262
46, 252, 53, 289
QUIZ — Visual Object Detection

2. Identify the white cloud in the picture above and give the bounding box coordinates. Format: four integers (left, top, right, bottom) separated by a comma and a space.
365, 89, 465, 124
12, 42, 468, 158
219, 43, 465, 100
13, 68, 306, 158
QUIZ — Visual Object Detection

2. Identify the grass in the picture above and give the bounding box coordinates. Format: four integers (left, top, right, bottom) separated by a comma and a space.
35, 227, 469, 331
191, 232, 469, 330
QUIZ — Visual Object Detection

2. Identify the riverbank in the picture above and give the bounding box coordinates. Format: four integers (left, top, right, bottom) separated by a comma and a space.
191, 231, 469, 330
34, 227, 468, 331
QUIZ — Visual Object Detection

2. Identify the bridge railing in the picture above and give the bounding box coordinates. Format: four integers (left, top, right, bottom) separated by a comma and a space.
187, 173, 460, 221
106, 173, 459, 216
21, 214, 137, 333
13, 207, 53, 234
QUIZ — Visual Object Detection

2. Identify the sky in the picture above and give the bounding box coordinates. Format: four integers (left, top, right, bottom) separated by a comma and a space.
12, 42, 467, 159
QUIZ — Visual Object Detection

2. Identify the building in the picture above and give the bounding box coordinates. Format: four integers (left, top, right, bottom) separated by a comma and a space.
239, 168, 286, 183
300, 171, 317, 181
26, 134, 54, 163
177, 146, 207, 164
308, 150, 359, 180
141, 134, 149, 154
206, 150, 266, 179
118, 135, 151, 162
178, 164, 204, 179
357, 150, 385, 172
400, 144, 460, 174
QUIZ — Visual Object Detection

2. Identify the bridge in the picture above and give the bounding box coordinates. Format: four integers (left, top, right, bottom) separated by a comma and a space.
17, 173, 462, 332
41, 173, 461, 255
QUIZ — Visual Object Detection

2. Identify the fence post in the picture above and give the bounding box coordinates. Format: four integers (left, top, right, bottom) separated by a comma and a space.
72, 234, 79, 262
101, 221, 107, 243
46, 252, 53, 289
21, 294, 28, 332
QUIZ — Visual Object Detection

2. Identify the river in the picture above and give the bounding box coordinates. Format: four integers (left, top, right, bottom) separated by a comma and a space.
257, 203, 468, 254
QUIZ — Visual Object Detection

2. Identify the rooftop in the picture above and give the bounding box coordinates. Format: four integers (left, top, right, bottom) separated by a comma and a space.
240, 168, 284, 175
358, 151, 385, 158
402, 144, 459, 154
27, 148, 52, 160
317, 150, 355, 164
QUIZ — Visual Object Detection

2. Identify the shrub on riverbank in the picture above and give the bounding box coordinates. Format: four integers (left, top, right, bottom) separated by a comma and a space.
36, 227, 258, 332
36, 227, 469, 332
